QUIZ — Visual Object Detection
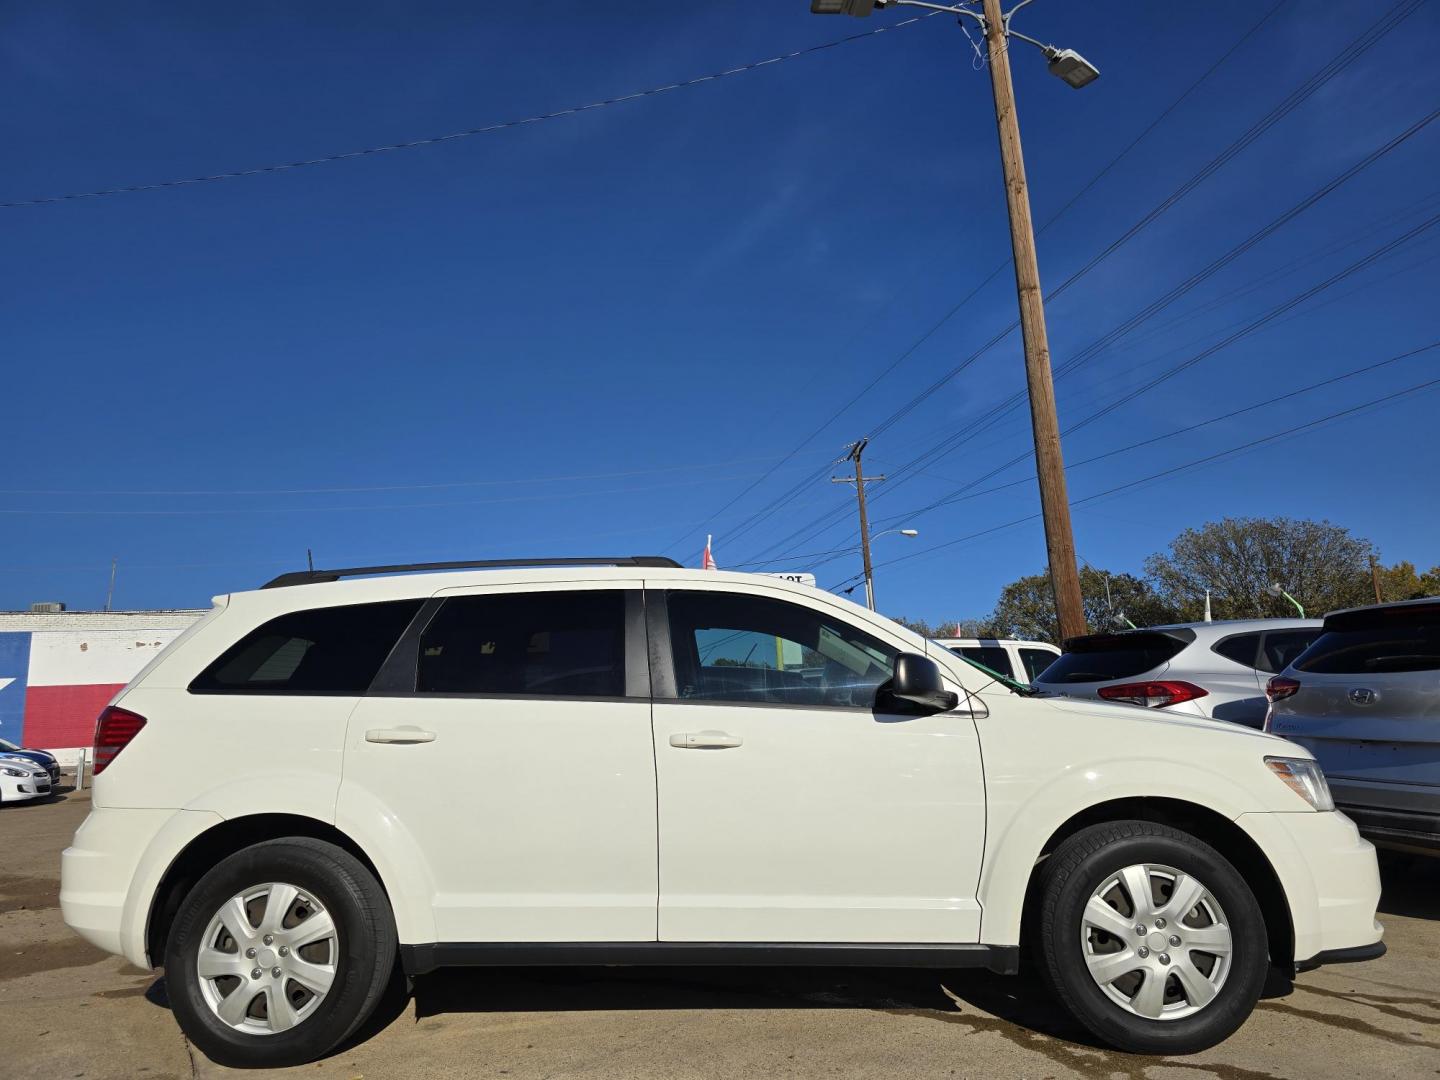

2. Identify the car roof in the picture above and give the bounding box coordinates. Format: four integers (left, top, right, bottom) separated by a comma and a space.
1147, 618, 1322, 635
1322, 595, 1440, 619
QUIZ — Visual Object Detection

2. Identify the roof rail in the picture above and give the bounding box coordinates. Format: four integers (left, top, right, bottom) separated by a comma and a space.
262, 556, 683, 590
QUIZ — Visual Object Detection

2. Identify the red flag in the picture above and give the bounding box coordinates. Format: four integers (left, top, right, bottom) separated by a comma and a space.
702, 534, 718, 571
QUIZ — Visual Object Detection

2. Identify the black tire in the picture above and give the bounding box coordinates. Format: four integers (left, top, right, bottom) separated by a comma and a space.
1037, 820, 1268, 1055
164, 837, 397, 1069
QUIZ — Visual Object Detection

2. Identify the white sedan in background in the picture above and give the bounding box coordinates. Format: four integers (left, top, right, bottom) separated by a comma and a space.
0, 754, 53, 805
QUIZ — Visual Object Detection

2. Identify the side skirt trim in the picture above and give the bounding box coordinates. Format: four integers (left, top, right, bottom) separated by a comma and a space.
401, 942, 1019, 977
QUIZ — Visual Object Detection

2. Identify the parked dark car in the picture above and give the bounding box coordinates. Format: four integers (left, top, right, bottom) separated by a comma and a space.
1265, 597, 1440, 854
0, 737, 60, 786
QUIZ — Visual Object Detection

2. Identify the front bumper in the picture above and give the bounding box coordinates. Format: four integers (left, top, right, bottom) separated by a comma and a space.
1235, 809, 1383, 968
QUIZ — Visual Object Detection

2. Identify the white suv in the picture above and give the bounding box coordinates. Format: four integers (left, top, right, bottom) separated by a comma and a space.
62, 557, 1383, 1067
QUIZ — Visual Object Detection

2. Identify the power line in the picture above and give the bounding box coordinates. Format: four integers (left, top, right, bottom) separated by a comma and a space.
679, 0, 1292, 553
1, 13, 940, 210
0, 469, 797, 517
814, 213, 1440, 558
829, 373, 1440, 590
846, 341, 1440, 547
0, 453, 791, 497
742, 96, 1438, 566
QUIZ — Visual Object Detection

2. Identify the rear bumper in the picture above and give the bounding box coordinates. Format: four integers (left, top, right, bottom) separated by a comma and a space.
1296, 940, 1387, 972
61, 805, 222, 968
1235, 810, 1383, 967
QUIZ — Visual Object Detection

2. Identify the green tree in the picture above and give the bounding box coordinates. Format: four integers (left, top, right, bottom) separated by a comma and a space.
889, 616, 996, 639
1373, 560, 1440, 603
989, 567, 1177, 643
1145, 517, 1375, 620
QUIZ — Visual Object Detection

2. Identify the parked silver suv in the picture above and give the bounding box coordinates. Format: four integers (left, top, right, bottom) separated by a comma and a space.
1265, 597, 1440, 855
1032, 619, 1322, 729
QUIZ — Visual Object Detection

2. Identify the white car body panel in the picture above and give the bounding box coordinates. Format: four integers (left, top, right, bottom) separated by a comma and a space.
58, 566, 1380, 979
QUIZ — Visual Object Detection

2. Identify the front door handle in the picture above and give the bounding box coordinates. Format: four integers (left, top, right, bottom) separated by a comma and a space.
669, 731, 742, 750
365, 726, 437, 745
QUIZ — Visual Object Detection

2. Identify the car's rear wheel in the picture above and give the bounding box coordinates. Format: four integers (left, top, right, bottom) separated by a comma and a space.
1037, 820, 1268, 1054
164, 837, 396, 1068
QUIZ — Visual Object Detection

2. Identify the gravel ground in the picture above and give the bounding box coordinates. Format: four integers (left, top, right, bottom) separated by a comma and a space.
4, 785, 1436, 1080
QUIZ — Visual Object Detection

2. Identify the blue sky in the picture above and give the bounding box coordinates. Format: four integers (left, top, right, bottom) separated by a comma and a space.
2, 0, 1438, 622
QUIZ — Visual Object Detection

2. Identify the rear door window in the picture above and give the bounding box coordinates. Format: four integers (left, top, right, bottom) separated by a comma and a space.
1039, 632, 1189, 684
190, 600, 423, 694
954, 646, 1015, 681
1018, 647, 1058, 682
1257, 629, 1322, 674
417, 590, 629, 698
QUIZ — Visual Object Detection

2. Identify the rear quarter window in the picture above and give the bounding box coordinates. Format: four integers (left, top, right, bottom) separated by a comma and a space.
1039, 632, 1189, 684
190, 600, 423, 694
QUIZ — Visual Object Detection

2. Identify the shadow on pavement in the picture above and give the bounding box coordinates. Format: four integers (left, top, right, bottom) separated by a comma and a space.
1377, 851, 1440, 920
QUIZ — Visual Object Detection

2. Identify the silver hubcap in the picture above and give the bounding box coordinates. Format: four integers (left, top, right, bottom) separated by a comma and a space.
1080, 863, 1232, 1021
195, 882, 339, 1035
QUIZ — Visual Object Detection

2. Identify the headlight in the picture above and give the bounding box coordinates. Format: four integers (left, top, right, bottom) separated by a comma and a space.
1265, 756, 1334, 811
0, 766, 27, 777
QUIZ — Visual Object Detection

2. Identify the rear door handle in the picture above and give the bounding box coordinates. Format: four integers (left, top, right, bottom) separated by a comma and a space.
669, 731, 742, 750
365, 727, 436, 745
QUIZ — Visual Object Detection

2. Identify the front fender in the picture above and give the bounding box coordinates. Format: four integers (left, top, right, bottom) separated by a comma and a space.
976, 756, 1264, 946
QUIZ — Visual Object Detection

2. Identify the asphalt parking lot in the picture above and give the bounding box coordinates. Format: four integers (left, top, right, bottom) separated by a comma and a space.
4, 788, 1437, 1080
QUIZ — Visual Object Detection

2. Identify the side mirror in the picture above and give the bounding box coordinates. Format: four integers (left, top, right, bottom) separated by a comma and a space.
890, 653, 960, 714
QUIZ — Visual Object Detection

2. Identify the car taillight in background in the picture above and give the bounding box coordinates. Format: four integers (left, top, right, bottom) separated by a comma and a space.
1266, 675, 1300, 703
1097, 681, 1209, 708
92, 707, 146, 774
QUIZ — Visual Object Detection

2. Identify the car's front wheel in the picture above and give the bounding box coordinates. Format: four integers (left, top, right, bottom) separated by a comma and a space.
1037, 820, 1269, 1054
164, 837, 397, 1068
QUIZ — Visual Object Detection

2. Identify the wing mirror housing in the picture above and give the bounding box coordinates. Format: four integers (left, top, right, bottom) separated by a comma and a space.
890, 653, 959, 714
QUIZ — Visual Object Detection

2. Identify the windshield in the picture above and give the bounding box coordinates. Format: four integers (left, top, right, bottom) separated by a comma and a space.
0, 738, 17, 752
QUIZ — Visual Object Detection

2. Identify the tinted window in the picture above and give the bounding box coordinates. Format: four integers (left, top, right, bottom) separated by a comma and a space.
1295, 621, 1440, 674
666, 591, 896, 709
955, 646, 1014, 680
418, 591, 627, 697
1257, 629, 1322, 674
191, 600, 422, 694
1019, 647, 1058, 682
1212, 633, 1260, 669
1039, 632, 1188, 685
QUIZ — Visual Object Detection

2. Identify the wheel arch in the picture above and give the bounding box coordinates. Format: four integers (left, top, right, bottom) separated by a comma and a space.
145, 813, 387, 967
1016, 797, 1294, 970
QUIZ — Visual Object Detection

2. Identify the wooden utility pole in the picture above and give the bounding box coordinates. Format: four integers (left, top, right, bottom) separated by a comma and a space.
832, 439, 885, 611
1370, 555, 1384, 604
980, 0, 1087, 642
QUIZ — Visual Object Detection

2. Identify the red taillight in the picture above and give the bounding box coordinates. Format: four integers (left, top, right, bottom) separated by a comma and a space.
93, 706, 146, 774
1266, 675, 1301, 703
1097, 681, 1209, 708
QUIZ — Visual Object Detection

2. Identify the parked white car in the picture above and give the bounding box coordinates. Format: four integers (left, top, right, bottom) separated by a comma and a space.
62, 558, 1382, 1067
1031, 620, 1323, 729
0, 753, 53, 804
934, 636, 1060, 684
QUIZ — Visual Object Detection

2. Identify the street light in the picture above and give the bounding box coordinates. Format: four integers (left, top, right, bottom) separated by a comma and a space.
1266, 583, 1306, 618
842, 528, 919, 610
811, 0, 1099, 88
810, 0, 1099, 642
